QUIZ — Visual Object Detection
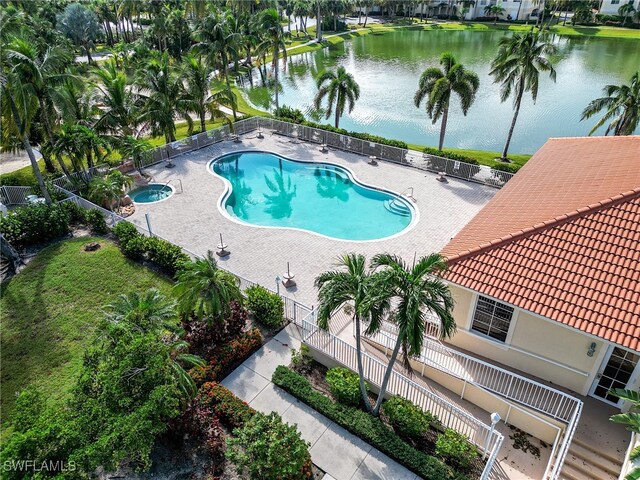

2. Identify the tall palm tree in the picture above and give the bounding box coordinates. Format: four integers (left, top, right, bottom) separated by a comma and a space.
414, 52, 479, 151
93, 59, 142, 140
581, 72, 639, 136
3, 36, 73, 174
1, 56, 52, 203
618, 2, 637, 26
609, 389, 640, 480
118, 135, 153, 171
136, 51, 193, 143
315, 254, 391, 413
257, 8, 288, 111
192, 9, 238, 91
490, 30, 557, 161
369, 253, 456, 416
173, 251, 243, 323
313, 66, 360, 129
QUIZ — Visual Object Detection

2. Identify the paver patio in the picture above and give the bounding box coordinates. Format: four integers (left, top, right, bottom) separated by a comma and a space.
128, 132, 496, 306
221, 324, 420, 480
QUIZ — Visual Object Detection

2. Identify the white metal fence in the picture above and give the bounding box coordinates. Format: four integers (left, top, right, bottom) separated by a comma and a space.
51, 164, 109, 192
129, 117, 514, 188
365, 320, 583, 480
0, 186, 34, 205
300, 311, 504, 480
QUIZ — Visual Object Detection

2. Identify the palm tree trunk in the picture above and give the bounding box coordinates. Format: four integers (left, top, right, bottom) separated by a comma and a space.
438, 106, 449, 151
37, 98, 71, 176
317, 1, 322, 41
9, 97, 52, 204
353, 315, 373, 412
372, 333, 403, 416
335, 94, 341, 128
364, 6, 369, 27
502, 77, 524, 161
274, 56, 280, 111
200, 111, 206, 133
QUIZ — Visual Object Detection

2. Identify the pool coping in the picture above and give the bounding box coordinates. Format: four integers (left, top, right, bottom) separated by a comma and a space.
129, 183, 176, 205
206, 149, 420, 243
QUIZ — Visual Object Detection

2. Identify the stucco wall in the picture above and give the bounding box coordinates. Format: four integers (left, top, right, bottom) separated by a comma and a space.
447, 286, 603, 395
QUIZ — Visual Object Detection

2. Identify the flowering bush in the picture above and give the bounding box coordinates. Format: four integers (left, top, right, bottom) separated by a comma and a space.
198, 382, 255, 429
191, 329, 262, 384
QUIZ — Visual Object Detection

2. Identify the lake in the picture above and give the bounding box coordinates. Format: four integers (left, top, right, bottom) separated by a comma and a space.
242, 30, 640, 154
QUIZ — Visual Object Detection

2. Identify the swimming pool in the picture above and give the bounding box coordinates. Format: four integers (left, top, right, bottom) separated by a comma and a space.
210, 151, 417, 241
129, 184, 174, 204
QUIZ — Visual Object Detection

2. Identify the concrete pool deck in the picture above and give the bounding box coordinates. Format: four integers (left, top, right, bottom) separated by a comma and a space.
128, 132, 496, 306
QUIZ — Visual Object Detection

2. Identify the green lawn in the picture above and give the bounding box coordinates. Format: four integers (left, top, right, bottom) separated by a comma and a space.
0, 237, 173, 428
407, 143, 532, 168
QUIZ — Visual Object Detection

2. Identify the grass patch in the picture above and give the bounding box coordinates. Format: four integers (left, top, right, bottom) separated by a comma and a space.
0, 237, 173, 428
406, 143, 532, 168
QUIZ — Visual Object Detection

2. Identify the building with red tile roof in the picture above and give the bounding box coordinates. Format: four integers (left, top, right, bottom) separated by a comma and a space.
439, 136, 640, 407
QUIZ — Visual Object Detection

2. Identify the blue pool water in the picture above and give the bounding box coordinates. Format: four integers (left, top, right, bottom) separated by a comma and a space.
129, 184, 174, 203
210, 152, 415, 241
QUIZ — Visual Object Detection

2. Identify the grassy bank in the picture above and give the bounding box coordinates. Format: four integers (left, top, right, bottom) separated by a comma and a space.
407, 144, 532, 167
0, 237, 172, 427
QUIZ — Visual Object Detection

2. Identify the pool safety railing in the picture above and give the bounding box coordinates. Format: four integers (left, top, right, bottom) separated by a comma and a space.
121, 117, 514, 189
364, 319, 583, 480
0, 186, 35, 206
300, 310, 504, 480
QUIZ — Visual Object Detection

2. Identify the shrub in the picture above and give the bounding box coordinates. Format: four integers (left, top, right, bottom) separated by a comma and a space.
226, 300, 248, 338
191, 329, 263, 384
435, 428, 478, 471
145, 236, 190, 276
382, 396, 434, 440
423, 147, 482, 179
198, 382, 255, 429
0, 203, 70, 246
272, 366, 452, 480
112, 221, 140, 245
326, 367, 362, 406
60, 201, 85, 222
121, 234, 147, 261
226, 411, 312, 480
82, 209, 108, 234
183, 301, 249, 357
274, 105, 306, 123
245, 285, 285, 329
291, 344, 313, 374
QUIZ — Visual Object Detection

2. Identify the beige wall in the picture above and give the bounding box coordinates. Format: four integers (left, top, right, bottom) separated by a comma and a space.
447, 286, 604, 395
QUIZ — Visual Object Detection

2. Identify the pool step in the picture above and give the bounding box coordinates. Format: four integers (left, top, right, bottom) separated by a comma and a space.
384, 199, 412, 217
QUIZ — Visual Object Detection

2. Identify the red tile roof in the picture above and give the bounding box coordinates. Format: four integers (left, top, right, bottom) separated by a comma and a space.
443, 136, 640, 350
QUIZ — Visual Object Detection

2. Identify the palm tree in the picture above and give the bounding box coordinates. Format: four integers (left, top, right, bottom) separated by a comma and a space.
484, 3, 505, 24
369, 253, 456, 416
192, 9, 238, 91
1, 57, 52, 203
3, 36, 73, 175
93, 59, 142, 140
136, 51, 193, 143
315, 254, 391, 413
457, 0, 476, 20
609, 389, 640, 480
104, 289, 205, 400
173, 251, 243, 323
581, 72, 639, 136
313, 66, 360, 129
490, 30, 557, 161
414, 52, 479, 151
105, 288, 179, 333
118, 135, 153, 171
88, 170, 133, 210
619, 2, 637, 26
257, 8, 288, 111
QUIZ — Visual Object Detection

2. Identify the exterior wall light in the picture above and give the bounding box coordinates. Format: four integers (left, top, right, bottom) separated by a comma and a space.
587, 342, 596, 357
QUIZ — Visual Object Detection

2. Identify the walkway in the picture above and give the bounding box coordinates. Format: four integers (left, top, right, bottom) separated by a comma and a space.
221, 324, 420, 480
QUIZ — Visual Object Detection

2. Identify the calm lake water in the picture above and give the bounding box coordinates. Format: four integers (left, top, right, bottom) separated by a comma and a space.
242, 30, 640, 154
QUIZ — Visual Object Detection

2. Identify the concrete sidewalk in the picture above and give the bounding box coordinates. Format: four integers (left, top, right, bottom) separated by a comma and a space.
221, 324, 420, 480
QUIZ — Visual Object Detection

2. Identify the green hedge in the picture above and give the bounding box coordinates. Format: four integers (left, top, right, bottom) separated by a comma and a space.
272, 366, 456, 480
274, 114, 408, 149
245, 285, 285, 329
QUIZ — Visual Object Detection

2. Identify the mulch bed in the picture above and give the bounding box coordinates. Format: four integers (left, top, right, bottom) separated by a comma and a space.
296, 360, 485, 480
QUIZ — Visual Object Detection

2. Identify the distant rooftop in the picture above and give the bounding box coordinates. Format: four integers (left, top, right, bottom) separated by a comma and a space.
442, 136, 640, 350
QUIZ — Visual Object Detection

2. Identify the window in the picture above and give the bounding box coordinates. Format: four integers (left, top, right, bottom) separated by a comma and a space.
611, 0, 620, 4
471, 296, 514, 342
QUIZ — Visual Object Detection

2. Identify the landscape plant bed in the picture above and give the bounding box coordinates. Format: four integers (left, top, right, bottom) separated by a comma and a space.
273, 365, 485, 480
